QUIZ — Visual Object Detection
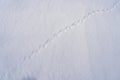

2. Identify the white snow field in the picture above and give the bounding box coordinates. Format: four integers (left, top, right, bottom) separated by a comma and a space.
0, 0, 120, 80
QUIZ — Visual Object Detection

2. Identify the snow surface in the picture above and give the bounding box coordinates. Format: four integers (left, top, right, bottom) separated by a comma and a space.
0, 0, 120, 80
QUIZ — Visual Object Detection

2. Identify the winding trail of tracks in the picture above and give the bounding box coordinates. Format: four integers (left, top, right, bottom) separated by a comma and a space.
1, 0, 120, 79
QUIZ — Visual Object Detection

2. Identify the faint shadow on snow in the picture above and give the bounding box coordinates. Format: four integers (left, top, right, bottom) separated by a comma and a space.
22, 76, 37, 80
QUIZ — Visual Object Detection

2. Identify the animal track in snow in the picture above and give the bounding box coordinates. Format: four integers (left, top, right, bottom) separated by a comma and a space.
27, 0, 120, 61
1, 0, 120, 80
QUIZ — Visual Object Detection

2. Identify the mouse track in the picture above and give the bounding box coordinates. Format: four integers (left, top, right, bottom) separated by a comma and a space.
1, 0, 120, 80
27, 0, 120, 62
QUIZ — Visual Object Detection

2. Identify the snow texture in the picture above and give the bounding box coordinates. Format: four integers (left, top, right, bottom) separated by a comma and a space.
0, 0, 120, 80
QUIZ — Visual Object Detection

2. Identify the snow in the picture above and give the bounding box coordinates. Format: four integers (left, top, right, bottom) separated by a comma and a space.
0, 0, 120, 80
